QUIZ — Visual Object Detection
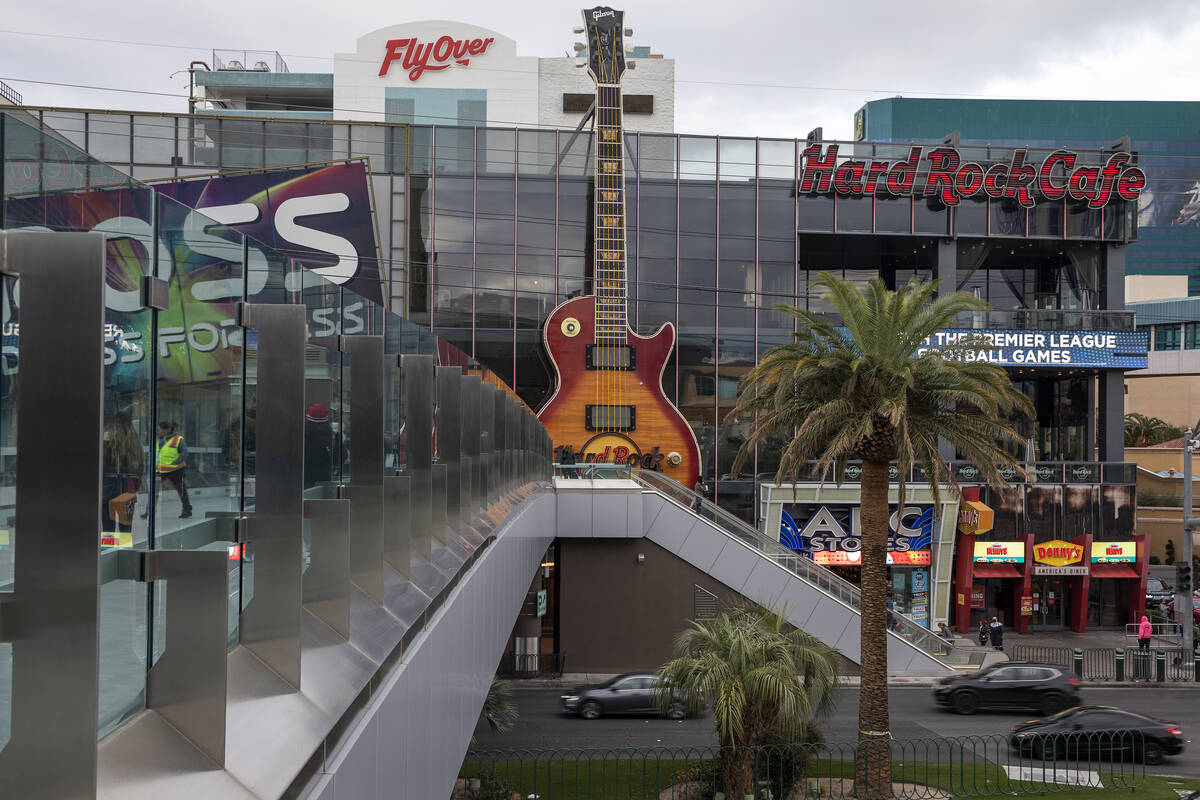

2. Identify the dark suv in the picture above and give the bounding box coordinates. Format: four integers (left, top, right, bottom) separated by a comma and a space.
933, 662, 1081, 715
1146, 577, 1173, 610
561, 673, 698, 720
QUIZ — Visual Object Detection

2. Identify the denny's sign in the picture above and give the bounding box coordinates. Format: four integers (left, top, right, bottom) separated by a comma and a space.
1033, 539, 1088, 575
798, 145, 1145, 209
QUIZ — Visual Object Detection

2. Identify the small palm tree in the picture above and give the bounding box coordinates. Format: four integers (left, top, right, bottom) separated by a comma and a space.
1125, 412, 1184, 447
472, 678, 518, 746
729, 272, 1031, 799
656, 603, 839, 799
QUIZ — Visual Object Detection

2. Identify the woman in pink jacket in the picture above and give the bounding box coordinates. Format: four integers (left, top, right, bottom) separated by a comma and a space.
1138, 615, 1153, 651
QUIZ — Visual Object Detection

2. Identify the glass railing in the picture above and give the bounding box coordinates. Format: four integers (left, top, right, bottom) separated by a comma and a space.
0, 108, 536, 750
561, 465, 969, 667
954, 308, 1136, 332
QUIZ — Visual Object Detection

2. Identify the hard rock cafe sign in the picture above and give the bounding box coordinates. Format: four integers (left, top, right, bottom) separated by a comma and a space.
798, 144, 1146, 209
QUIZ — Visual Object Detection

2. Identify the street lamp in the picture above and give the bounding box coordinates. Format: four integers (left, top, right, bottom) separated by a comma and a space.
1180, 419, 1200, 655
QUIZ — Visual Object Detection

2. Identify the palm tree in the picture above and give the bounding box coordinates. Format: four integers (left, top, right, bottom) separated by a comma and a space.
729, 273, 1031, 798
656, 603, 839, 798
1124, 412, 1184, 447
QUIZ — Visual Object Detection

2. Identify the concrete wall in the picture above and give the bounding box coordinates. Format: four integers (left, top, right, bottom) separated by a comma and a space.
537, 57, 675, 133
557, 537, 742, 673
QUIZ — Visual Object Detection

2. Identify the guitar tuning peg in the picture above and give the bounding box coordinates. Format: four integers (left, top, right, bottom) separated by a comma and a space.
573, 27, 585, 34
625, 61, 636, 70
573, 42, 586, 52
624, 27, 633, 36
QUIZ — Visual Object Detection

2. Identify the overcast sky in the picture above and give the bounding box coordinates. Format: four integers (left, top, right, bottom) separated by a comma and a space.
3, 0, 1199, 140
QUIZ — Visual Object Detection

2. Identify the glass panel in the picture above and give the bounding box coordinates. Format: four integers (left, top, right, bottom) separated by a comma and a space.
88, 114, 132, 165
133, 116, 177, 164
155, 193, 246, 654
264, 121, 310, 168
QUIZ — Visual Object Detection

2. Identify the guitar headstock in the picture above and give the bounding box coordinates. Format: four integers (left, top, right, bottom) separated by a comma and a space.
581, 7, 626, 85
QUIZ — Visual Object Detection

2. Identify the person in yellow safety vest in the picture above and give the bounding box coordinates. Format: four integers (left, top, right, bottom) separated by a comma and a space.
154, 421, 193, 519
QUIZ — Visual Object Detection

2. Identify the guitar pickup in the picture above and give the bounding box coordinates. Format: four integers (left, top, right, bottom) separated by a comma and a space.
585, 405, 636, 431
586, 344, 635, 370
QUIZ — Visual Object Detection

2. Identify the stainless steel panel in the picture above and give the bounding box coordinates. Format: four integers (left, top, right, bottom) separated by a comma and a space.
238, 302, 306, 690
303, 499, 351, 639
431, 463, 448, 547
493, 390, 507, 497
461, 376, 481, 512
436, 368, 462, 526
402, 355, 434, 560
144, 549, 230, 766
479, 384, 495, 508
383, 475, 410, 579
0, 232, 105, 800
347, 336, 385, 602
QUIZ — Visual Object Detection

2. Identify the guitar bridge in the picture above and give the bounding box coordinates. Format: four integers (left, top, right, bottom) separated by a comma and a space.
586, 344, 635, 370
585, 405, 636, 431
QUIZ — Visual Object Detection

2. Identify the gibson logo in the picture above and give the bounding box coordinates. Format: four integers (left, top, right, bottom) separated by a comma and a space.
592, 8, 615, 19
379, 35, 496, 81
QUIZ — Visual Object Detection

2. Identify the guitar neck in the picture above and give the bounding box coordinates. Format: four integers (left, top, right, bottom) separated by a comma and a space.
595, 83, 627, 344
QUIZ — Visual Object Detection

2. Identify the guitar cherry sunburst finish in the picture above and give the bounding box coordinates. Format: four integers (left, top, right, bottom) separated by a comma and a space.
538, 6, 701, 488
539, 294, 700, 487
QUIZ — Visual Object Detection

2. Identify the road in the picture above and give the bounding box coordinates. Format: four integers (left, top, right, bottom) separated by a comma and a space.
472, 685, 1200, 777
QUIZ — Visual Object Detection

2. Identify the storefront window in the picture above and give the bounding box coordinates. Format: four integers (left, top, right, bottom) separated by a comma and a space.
1155, 324, 1182, 351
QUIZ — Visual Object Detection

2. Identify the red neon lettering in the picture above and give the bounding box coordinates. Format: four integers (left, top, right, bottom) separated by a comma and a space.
884, 147, 921, 195
833, 160, 866, 194
954, 163, 984, 197
1003, 149, 1036, 207
1090, 152, 1128, 209
1117, 168, 1146, 201
799, 144, 838, 194
923, 147, 960, 206
863, 162, 889, 194
1037, 150, 1075, 201
983, 163, 1008, 199
1068, 167, 1099, 202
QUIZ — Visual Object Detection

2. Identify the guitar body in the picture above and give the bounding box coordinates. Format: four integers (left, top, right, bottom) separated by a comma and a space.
539, 295, 701, 487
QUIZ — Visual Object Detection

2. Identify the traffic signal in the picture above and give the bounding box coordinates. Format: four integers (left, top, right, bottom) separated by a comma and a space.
1177, 562, 1192, 594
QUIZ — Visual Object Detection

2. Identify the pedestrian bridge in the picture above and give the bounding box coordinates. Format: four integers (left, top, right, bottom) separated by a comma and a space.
0, 230, 958, 800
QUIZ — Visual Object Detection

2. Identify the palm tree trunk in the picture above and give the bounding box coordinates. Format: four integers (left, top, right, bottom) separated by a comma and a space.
720, 746, 754, 799
855, 458, 891, 799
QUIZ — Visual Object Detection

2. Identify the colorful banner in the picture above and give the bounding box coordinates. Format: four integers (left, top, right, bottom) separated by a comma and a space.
1092, 541, 1136, 563
780, 502, 935, 565
156, 162, 384, 305
973, 541, 1025, 563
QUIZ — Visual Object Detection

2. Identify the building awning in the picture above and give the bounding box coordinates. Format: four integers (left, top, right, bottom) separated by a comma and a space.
973, 564, 1023, 579
1090, 564, 1140, 579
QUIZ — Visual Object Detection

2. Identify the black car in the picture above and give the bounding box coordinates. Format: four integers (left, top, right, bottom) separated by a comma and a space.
1009, 706, 1184, 765
560, 673, 697, 720
1146, 577, 1174, 610
932, 662, 1081, 715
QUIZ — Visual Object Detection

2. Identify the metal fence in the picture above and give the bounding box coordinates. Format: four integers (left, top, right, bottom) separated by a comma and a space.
1010, 645, 1072, 667
463, 732, 1146, 799
1082, 648, 1115, 681
495, 652, 566, 679
1010, 645, 1200, 682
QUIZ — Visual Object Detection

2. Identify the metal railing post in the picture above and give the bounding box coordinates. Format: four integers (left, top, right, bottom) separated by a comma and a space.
1156, 649, 1166, 682
1115, 648, 1125, 682
1073, 648, 1083, 679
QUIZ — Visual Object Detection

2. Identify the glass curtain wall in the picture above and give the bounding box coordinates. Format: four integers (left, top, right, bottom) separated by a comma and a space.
0, 111, 509, 747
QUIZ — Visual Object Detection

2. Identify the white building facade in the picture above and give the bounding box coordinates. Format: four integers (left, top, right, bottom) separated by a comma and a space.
199, 21, 675, 133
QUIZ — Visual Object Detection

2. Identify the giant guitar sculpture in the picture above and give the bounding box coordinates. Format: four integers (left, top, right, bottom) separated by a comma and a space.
538, 7, 701, 487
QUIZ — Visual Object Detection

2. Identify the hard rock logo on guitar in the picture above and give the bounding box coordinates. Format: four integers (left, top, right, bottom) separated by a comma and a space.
537, 7, 701, 487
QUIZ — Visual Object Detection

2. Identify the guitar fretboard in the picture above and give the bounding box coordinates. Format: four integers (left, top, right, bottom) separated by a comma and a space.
594, 82, 627, 346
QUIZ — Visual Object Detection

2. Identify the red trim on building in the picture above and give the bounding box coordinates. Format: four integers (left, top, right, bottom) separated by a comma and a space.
1090, 564, 1139, 579
973, 564, 1022, 579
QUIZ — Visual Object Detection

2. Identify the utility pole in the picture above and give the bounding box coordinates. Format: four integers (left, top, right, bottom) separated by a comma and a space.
1181, 422, 1200, 655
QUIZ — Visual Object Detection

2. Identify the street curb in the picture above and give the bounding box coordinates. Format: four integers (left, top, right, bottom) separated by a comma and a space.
510, 675, 1200, 690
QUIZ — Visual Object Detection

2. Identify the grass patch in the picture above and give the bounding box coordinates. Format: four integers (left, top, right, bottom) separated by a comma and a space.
461, 756, 1199, 799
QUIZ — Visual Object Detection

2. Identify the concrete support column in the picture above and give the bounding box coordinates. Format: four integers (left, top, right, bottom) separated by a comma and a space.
1098, 371, 1125, 463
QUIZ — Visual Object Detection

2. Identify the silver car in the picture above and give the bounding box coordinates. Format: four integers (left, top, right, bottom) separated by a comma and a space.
560, 673, 696, 720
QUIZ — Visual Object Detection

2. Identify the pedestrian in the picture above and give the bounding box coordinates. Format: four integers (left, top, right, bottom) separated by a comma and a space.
989, 616, 1004, 651
886, 594, 897, 631
153, 421, 193, 519
560, 444, 578, 478
692, 477, 707, 512
937, 621, 955, 641
978, 619, 990, 647
1138, 614, 1153, 651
